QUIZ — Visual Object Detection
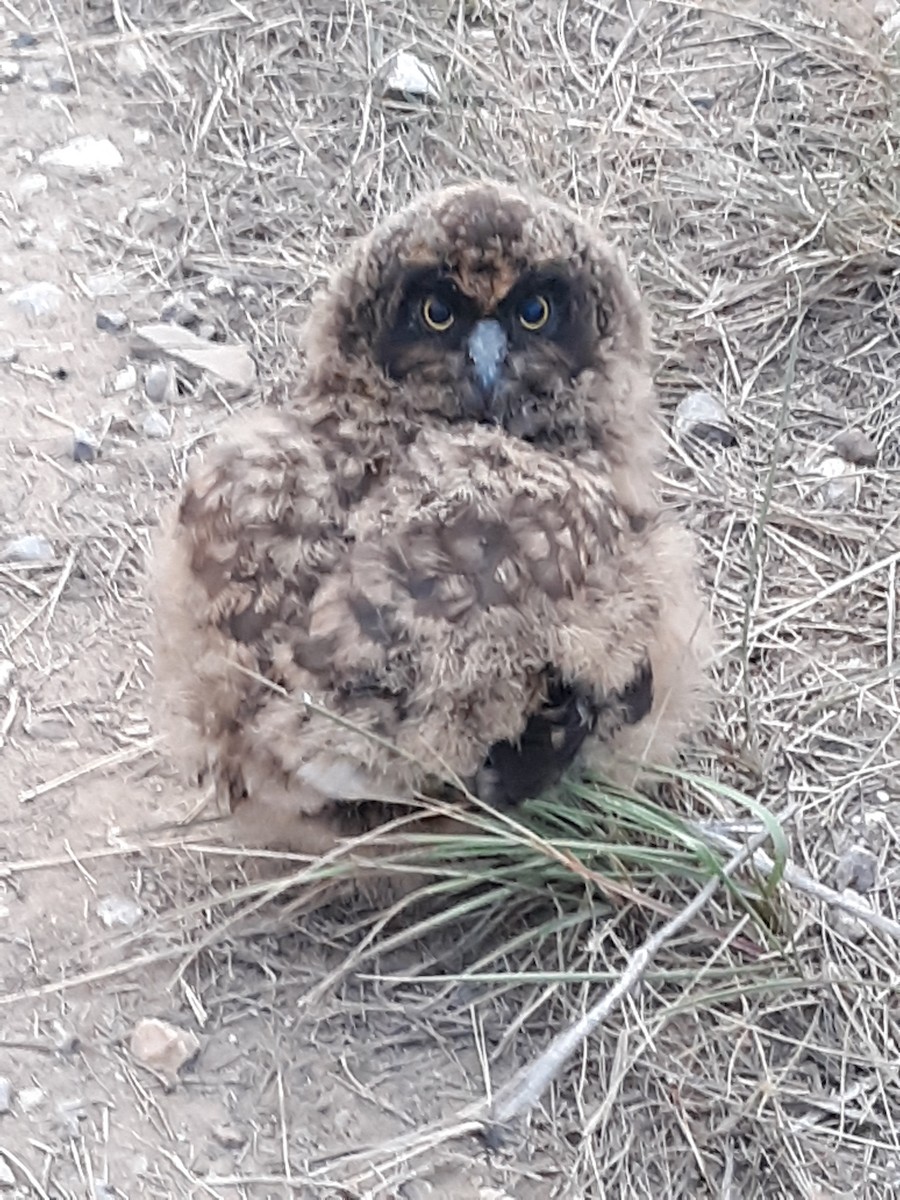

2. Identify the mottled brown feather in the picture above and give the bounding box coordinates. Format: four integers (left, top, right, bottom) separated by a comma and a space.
151, 181, 712, 858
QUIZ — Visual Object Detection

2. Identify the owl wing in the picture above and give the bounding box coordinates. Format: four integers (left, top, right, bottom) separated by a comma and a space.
152, 407, 384, 804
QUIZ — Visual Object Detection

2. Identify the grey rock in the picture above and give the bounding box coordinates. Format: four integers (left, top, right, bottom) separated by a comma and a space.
39, 135, 123, 180
6, 280, 65, 319
72, 428, 98, 464
834, 844, 878, 894
0, 659, 14, 694
11, 32, 38, 48
97, 894, 143, 929
96, 309, 128, 334
144, 361, 175, 404
141, 410, 170, 439
833, 427, 878, 467
0, 58, 21, 84
0, 347, 18, 364
47, 73, 75, 94
0, 1158, 13, 1186
1, 534, 54, 564
212, 1122, 246, 1150
674, 389, 737, 449
160, 298, 201, 329
25, 715, 72, 741
0, 1077, 12, 1114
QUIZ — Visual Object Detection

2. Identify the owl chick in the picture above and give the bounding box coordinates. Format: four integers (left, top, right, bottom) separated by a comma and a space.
152, 181, 710, 854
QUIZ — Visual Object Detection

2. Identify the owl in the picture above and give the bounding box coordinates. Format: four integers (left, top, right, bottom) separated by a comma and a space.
151, 181, 711, 855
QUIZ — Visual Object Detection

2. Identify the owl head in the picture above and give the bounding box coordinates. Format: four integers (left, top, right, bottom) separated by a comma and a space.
305, 181, 657, 460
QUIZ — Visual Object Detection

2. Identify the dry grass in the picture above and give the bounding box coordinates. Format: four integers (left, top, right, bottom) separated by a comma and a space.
29, 0, 899, 1195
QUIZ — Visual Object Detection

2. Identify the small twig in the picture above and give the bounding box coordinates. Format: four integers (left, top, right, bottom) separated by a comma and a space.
18, 738, 159, 803
483, 826, 773, 1132
0, 1146, 52, 1200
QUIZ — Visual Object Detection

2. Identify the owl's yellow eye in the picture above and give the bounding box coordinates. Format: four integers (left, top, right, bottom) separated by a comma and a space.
422, 296, 454, 332
518, 295, 551, 331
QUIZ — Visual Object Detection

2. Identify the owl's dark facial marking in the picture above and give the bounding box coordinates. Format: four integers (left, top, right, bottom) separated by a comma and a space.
376, 263, 596, 441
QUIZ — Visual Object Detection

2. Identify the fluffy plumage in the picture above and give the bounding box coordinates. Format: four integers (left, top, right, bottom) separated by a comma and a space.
152, 181, 711, 853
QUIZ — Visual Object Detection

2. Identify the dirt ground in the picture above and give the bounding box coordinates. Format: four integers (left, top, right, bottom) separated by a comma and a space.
0, 1, 898, 1198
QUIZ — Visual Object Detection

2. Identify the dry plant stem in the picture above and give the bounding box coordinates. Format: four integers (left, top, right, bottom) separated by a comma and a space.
694, 825, 900, 942
485, 827, 774, 1130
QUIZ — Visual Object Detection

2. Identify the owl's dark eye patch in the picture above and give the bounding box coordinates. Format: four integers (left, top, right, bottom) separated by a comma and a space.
377, 266, 476, 379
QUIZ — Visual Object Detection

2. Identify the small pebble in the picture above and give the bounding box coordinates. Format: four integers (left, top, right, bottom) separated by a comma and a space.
144, 361, 175, 403
673, 389, 737, 449
47, 73, 75, 94
6, 280, 65, 319
0, 347, 17, 364
11, 172, 48, 204
18, 1086, 45, 1113
56, 1099, 86, 1137
160, 298, 201, 329
96, 309, 128, 334
0, 1076, 12, 1113
14, 218, 37, 249
96, 894, 143, 929
11, 32, 38, 48
39, 135, 124, 180
130, 1018, 200, 1086
133, 128, 152, 147
196, 321, 218, 342
829, 891, 873, 943
72, 428, 98, 464
116, 41, 151, 81
833, 427, 878, 467
83, 269, 128, 299
212, 1123, 247, 1151
0, 659, 14, 693
817, 455, 857, 506
205, 275, 232, 298
0, 1159, 13, 1187
834, 844, 878, 894
0, 58, 21, 83
142, 410, 170, 439
25, 715, 72, 741
383, 49, 440, 101
1, 534, 54, 564
113, 364, 137, 392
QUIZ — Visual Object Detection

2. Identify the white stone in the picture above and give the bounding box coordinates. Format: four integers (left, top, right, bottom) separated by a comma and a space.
6, 280, 65, 319
39, 135, 124, 180
384, 50, 440, 100
12, 171, 48, 204
97, 894, 143, 929
113, 364, 138, 392
1, 534, 54, 564
673, 389, 736, 448
142, 410, 171, 439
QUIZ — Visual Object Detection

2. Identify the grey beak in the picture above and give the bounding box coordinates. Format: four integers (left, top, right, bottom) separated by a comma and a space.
467, 319, 508, 397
